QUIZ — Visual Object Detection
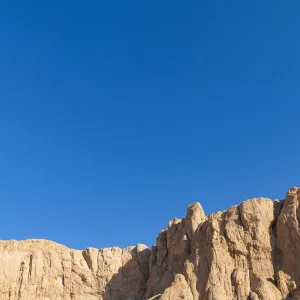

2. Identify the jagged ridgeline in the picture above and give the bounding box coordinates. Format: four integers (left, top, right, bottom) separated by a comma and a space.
1, 187, 300, 300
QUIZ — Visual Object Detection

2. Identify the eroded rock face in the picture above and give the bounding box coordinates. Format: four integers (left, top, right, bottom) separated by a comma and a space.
0, 240, 150, 300
2, 187, 300, 299
145, 188, 300, 299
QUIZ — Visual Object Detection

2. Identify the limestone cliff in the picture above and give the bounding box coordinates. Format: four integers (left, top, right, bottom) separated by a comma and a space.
2, 187, 300, 299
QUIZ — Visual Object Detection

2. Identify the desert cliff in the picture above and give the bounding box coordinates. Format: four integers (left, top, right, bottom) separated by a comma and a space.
1, 187, 300, 299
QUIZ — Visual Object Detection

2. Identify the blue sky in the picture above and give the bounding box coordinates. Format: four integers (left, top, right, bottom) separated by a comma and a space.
0, 1, 299, 249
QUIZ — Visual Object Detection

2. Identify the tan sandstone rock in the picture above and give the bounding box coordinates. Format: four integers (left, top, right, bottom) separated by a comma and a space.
0, 240, 150, 300
3, 187, 300, 299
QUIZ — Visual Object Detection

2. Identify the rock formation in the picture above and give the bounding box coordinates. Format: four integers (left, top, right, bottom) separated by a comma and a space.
0, 240, 150, 300
2, 187, 300, 299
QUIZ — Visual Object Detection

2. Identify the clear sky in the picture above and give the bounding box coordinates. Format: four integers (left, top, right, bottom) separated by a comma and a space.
0, 1, 299, 250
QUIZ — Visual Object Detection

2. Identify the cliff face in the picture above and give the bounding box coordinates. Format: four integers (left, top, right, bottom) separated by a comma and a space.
2, 187, 300, 299
0, 240, 150, 300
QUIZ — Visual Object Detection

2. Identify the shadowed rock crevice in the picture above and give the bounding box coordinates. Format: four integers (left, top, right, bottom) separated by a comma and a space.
104, 247, 150, 300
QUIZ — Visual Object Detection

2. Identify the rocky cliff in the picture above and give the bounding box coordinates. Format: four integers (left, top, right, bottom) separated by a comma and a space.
2, 187, 300, 299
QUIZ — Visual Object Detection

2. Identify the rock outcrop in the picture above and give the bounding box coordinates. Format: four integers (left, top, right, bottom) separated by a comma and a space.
2, 187, 300, 299
0, 240, 150, 300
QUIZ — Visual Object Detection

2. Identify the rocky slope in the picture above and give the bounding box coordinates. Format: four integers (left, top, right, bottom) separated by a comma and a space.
2, 187, 300, 299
